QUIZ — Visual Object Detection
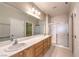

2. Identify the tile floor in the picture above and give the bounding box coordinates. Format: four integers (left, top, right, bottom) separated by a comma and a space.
44, 45, 72, 57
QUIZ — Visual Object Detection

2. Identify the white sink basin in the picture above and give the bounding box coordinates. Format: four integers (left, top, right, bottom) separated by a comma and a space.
5, 43, 26, 52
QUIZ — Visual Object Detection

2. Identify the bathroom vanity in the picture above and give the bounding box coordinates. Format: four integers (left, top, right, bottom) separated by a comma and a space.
12, 35, 51, 57
0, 35, 51, 57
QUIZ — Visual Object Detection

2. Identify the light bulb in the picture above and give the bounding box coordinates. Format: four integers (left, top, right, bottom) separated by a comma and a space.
38, 12, 41, 15
32, 8, 35, 12
35, 10, 38, 14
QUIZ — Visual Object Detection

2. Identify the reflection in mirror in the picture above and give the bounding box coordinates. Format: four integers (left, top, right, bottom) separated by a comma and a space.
0, 23, 10, 42
26, 23, 32, 36
0, 3, 45, 42
0, 3, 10, 42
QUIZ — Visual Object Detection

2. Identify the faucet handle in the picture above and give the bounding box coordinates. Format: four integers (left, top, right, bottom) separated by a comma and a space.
11, 35, 14, 37
10, 34, 14, 41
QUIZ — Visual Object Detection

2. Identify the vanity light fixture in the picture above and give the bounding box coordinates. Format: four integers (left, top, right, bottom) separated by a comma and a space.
35, 10, 38, 14
38, 12, 41, 15
31, 7, 41, 16
26, 7, 41, 19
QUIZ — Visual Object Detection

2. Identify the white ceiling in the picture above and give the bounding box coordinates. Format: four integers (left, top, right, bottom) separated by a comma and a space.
34, 2, 71, 16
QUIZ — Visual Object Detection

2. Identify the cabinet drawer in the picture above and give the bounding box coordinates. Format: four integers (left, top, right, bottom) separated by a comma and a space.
43, 39, 48, 43
34, 40, 44, 57
44, 48, 48, 54
48, 37, 51, 47
48, 37, 51, 42
34, 47, 43, 57
35, 46, 43, 52
34, 41, 43, 48
24, 46, 34, 57
44, 43, 48, 48
35, 52, 44, 57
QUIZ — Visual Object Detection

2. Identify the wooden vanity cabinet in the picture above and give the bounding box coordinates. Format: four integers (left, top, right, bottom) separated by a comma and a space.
11, 36, 52, 57
34, 41, 44, 57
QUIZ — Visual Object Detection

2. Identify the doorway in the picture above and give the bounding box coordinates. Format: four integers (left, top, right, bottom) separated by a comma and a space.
56, 23, 69, 47
49, 22, 69, 47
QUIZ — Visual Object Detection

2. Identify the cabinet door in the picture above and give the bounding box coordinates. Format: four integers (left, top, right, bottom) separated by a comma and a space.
48, 36, 51, 48
43, 36, 52, 54
43, 38, 49, 54
34, 41, 44, 57
24, 46, 34, 57
44, 38, 48, 48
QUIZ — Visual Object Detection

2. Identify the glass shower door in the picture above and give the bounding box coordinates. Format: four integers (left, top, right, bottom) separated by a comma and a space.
56, 24, 68, 47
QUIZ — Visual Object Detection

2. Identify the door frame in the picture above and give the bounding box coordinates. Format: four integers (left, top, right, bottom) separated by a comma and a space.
71, 13, 74, 55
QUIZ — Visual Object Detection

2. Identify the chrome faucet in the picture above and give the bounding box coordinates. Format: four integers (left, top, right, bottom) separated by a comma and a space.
13, 39, 18, 45
10, 35, 18, 45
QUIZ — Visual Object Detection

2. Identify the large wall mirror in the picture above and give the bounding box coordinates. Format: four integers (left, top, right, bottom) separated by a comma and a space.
0, 3, 45, 42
